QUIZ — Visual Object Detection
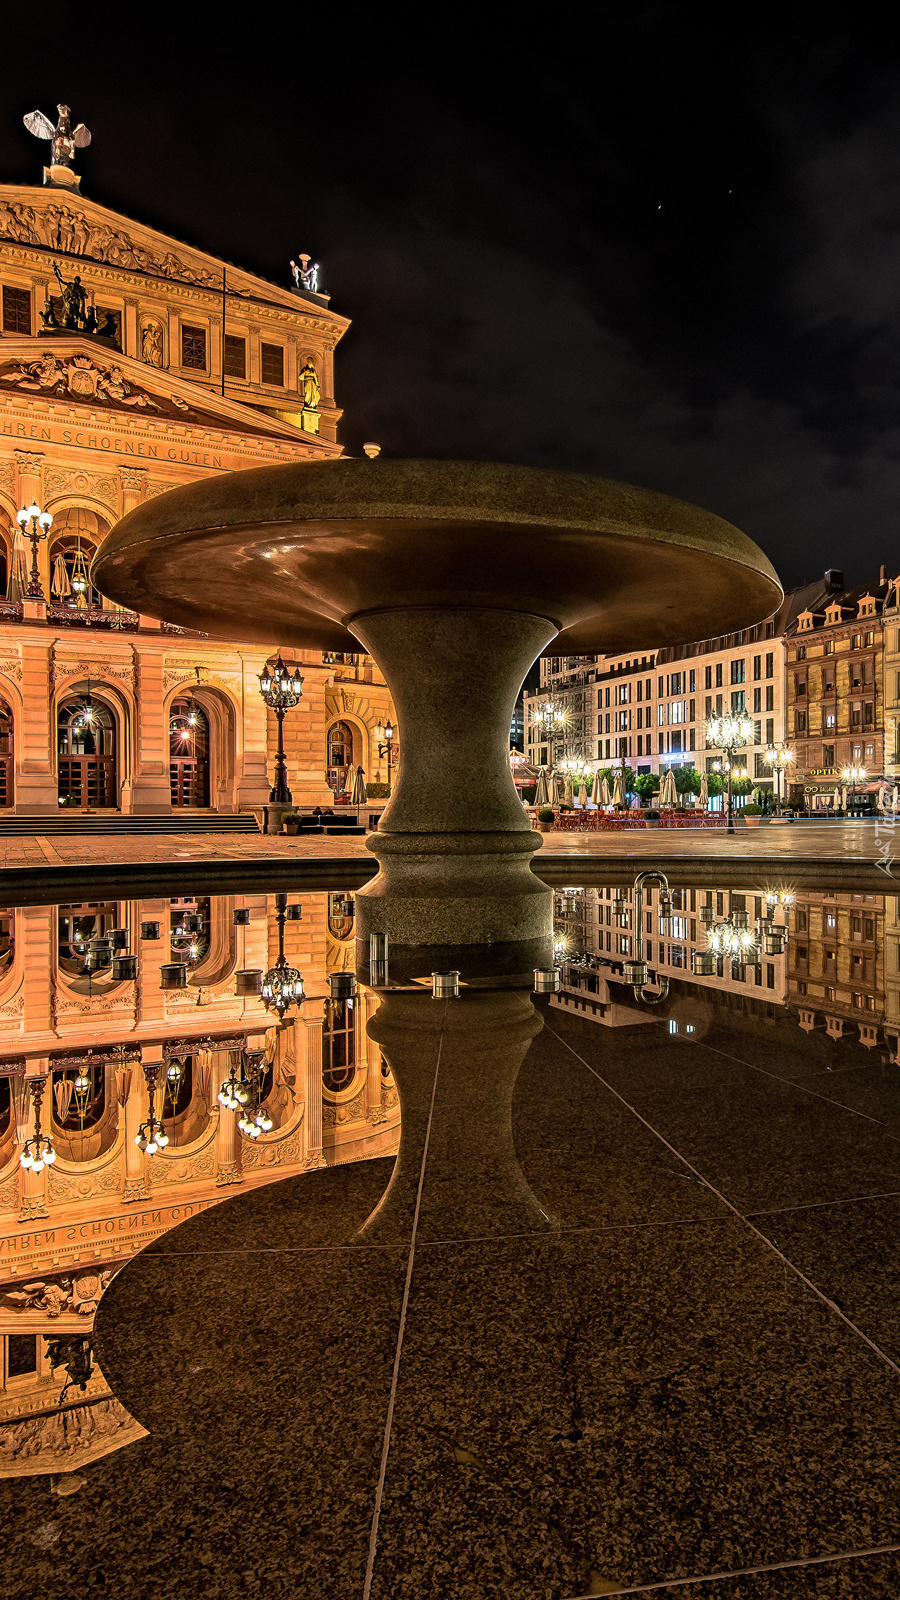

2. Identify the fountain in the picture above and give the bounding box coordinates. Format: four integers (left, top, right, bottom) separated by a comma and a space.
93, 458, 781, 967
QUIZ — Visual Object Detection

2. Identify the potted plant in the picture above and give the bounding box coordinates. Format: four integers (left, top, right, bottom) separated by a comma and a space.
742, 803, 763, 827
644, 808, 661, 829
282, 809, 300, 836
537, 806, 555, 833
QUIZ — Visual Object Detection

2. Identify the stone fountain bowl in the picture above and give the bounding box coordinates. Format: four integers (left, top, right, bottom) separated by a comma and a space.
92, 457, 781, 651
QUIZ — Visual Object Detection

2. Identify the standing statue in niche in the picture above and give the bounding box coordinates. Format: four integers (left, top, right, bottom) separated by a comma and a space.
298, 357, 320, 411
53, 262, 87, 329
141, 322, 163, 367
290, 256, 320, 294
23, 105, 91, 170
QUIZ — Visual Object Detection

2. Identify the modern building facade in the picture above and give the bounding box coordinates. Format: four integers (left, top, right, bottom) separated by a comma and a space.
0, 177, 393, 813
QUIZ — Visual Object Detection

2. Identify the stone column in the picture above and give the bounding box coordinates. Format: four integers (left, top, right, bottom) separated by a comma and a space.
364, 993, 386, 1123
130, 643, 171, 813
302, 1014, 326, 1170
18, 1066, 50, 1223
15, 639, 55, 812
13, 450, 49, 607
121, 1064, 150, 1203
118, 466, 147, 516
214, 1055, 242, 1187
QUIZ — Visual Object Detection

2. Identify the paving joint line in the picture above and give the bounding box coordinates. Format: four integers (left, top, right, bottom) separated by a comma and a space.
545, 1021, 900, 1379
563, 1539, 900, 1596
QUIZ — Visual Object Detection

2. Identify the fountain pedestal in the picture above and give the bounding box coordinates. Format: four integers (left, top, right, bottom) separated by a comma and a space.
350, 606, 555, 958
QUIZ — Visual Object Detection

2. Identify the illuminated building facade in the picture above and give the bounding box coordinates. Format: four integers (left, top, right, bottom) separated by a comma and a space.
0, 179, 393, 813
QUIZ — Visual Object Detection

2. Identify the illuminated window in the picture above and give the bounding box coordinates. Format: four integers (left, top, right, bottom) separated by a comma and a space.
223, 334, 246, 378
261, 343, 284, 385
181, 325, 206, 370
2, 285, 30, 333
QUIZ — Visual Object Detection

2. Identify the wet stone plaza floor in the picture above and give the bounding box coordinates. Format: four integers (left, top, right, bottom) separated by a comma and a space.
1, 852, 899, 1597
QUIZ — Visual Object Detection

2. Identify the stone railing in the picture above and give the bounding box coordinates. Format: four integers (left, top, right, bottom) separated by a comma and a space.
46, 605, 141, 632
0, 601, 22, 623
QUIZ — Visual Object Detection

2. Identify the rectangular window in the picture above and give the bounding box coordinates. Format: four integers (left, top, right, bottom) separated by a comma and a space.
825, 640, 834, 655
753, 655, 762, 680
223, 333, 246, 378
645, 679, 651, 701
670, 701, 686, 724
731, 690, 746, 713
823, 743, 834, 765
715, 693, 723, 715
796, 711, 807, 733
2, 284, 31, 333
658, 676, 664, 698
704, 665, 712, 690
637, 734, 643, 755
636, 680, 642, 702
181, 324, 207, 369
766, 652, 774, 676
753, 688, 762, 713
671, 672, 682, 695
260, 343, 285, 385
658, 705, 665, 725
765, 717, 774, 744
796, 678, 807, 696
731, 659, 745, 683
824, 711, 836, 728
765, 685, 774, 712
689, 670, 696, 692
715, 663, 723, 687
689, 727, 695, 750
865, 630, 875, 646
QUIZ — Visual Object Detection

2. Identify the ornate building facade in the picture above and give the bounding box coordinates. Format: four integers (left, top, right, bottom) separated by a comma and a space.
0, 178, 394, 812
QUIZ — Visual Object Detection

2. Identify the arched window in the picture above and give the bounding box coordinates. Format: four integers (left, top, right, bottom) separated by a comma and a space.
48, 508, 109, 609
323, 996, 356, 1093
327, 891, 355, 941
0, 699, 12, 807
51, 1058, 107, 1132
326, 719, 354, 797
169, 697, 210, 807
58, 691, 116, 808
169, 896, 211, 969
57, 901, 121, 982
0, 908, 14, 976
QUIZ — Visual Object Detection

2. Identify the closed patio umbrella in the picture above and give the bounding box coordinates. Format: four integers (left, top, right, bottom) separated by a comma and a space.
659, 770, 678, 809
7, 525, 29, 601
351, 765, 367, 805
51, 554, 71, 603
612, 769, 626, 808
534, 768, 550, 808
600, 775, 611, 807
699, 772, 709, 809
563, 774, 574, 808
590, 769, 603, 806
892, 784, 899, 813
577, 777, 588, 808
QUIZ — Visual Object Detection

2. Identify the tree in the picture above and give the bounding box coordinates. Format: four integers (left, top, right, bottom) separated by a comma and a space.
634, 773, 660, 801
673, 765, 702, 796
706, 771, 723, 797
600, 764, 636, 797
732, 775, 753, 798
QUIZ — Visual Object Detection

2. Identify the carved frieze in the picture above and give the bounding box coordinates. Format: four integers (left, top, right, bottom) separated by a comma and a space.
44, 466, 119, 511
0, 196, 225, 288
117, 466, 147, 493
49, 659, 135, 691
240, 1122, 304, 1169
321, 1089, 366, 1128
0, 658, 24, 683
1, 1267, 116, 1319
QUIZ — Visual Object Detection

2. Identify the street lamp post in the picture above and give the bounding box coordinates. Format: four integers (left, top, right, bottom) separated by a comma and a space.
707, 711, 754, 835
17, 502, 53, 601
258, 655, 304, 805
764, 743, 795, 817
375, 718, 399, 793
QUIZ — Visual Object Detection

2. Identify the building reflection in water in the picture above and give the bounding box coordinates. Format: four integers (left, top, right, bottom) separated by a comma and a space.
3, 872, 897, 1489
0, 886, 399, 1482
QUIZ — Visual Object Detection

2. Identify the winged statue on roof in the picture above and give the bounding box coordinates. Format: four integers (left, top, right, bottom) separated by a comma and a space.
23, 104, 91, 169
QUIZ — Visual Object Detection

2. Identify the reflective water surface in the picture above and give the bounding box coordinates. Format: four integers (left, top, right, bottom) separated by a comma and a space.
1, 871, 899, 1597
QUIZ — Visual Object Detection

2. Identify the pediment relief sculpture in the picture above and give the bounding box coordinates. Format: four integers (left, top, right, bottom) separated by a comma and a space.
0, 350, 197, 419
0, 195, 224, 289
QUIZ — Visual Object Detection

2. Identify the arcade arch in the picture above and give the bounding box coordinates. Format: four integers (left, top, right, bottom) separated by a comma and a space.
47, 507, 110, 609
165, 683, 237, 812
57, 689, 118, 809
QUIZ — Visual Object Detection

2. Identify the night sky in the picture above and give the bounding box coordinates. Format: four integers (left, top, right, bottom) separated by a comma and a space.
2, 9, 900, 589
